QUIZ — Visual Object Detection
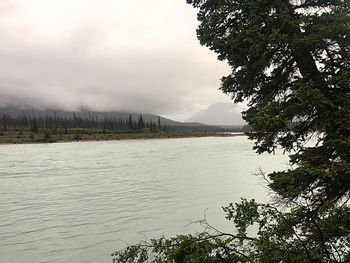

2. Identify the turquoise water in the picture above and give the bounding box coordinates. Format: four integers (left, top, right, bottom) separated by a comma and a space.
0, 136, 288, 263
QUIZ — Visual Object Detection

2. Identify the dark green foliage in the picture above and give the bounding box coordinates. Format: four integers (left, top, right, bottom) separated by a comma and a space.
43, 131, 51, 141
112, 0, 350, 262
74, 133, 81, 141
0, 111, 246, 139
1, 113, 156, 133
188, 0, 350, 154
2, 114, 8, 131
128, 115, 134, 130
31, 118, 39, 133
138, 115, 146, 129
158, 116, 162, 130
113, 198, 350, 262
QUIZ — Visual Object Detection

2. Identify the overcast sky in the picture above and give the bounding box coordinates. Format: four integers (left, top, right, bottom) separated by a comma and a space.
0, 0, 235, 121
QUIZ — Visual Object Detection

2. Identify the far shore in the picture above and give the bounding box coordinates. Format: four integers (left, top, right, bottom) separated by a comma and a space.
0, 131, 246, 145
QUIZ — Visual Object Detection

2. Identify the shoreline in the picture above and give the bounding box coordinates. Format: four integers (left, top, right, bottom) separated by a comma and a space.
0, 132, 246, 145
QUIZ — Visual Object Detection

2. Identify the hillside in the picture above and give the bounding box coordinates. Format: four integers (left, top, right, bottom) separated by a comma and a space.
0, 107, 244, 133
0, 107, 197, 126
186, 103, 246, 126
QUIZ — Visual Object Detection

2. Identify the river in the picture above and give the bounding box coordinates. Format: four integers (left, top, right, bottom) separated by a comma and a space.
0, 136, 288, 263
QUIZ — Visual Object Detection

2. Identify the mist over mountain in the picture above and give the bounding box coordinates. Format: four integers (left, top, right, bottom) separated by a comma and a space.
0, 107, 196, 126
0, 106, 248, 133
0, 0, 231, 120
186, 103, 246, 126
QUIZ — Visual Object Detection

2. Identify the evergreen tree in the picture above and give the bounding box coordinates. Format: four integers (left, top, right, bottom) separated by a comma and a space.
112, 0, 350, 262
31, 118, 39, 133
152, 121, 157, 131
157, 116, 161, 130
2, 114, 8, 131
128, 115, 134, 130
138, 115, 145, 129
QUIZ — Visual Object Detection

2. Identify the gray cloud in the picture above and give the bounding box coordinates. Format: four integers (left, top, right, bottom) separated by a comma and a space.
0, 0, 232, 120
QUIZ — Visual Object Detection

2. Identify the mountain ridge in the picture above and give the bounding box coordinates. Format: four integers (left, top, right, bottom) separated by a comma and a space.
186, 102, 246, 126
0, 106, 205, 127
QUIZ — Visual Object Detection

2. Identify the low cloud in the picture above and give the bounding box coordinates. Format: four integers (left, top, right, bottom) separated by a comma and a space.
0, 0, 232, 120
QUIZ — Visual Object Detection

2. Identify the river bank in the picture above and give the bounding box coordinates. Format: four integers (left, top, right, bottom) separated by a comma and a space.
0, 129, 245, 144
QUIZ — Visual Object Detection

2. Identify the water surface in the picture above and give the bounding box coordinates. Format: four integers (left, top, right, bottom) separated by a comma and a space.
0, 136, 288, 263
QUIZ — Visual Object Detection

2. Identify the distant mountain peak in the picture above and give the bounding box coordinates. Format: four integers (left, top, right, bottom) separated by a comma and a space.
186, 103, 245, 126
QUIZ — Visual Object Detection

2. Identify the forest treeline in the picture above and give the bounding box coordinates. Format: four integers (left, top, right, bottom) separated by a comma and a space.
0, 108, 249, 133
0, 110, 248, 143
1, 112, 166, 133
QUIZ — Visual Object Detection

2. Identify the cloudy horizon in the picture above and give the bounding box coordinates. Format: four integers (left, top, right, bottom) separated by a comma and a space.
0, 0, 239, 121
